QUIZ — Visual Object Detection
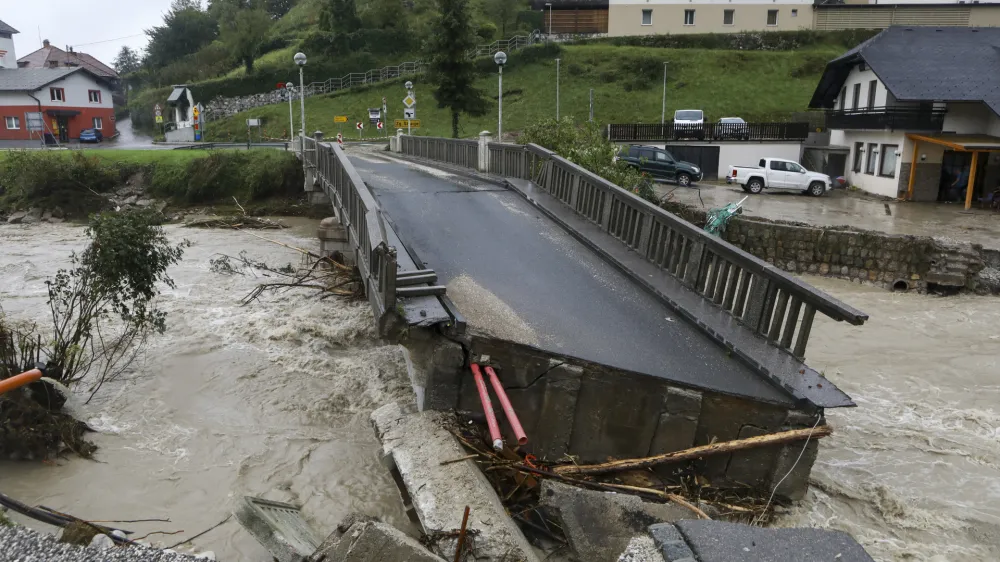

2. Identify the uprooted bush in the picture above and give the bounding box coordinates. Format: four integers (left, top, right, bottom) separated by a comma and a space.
0, 210, 187, 459
518, 117, 656, 204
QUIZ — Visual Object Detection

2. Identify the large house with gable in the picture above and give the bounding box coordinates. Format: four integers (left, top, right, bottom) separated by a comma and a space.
810, 26, 1000, 209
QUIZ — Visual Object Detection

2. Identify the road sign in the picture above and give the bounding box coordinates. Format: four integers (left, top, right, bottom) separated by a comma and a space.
334, 115, 348, 123
247, 118, 261, 127
193, 107, 200, 118
377, 121, 384, 130
356, 122, 364, 130
368, 108, 381, 123
403, 95, 416, 108
155, 116, 164, 124
382, 96, 387, 105
154, 104, 162, 116
395, 119, 420, 129
403, 108, 415, 119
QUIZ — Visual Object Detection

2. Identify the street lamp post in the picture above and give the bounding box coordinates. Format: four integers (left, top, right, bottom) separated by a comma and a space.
286, 82, 295, 141
495, 51, 507, 141
555, 57, 560, 121
545, 3, 553, 36
661, 62, 669, 126
294, 52, 307, 148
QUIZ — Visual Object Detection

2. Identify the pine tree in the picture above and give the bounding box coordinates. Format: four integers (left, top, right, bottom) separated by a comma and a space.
428, 0, 487, 138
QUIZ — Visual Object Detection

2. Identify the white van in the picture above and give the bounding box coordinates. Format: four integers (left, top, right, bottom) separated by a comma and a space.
673, 109, 705, 140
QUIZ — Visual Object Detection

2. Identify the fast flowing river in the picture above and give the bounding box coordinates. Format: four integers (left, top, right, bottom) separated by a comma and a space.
1, 222, 998, 561
0, 221, 413, 559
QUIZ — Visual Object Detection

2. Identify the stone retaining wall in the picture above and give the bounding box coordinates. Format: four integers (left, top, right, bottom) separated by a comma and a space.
662, 201, 989, 293
405, 333, 822, 500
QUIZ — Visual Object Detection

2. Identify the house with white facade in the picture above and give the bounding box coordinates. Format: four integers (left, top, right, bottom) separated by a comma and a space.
810, 26, 1000, 209
0, 19, 116, 143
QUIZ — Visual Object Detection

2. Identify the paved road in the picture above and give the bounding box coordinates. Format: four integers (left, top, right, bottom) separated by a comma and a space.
350, 150, 792, 405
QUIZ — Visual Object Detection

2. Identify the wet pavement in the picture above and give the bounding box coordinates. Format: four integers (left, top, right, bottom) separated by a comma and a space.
657, 183, 1000, 250
0, 118, 164, 151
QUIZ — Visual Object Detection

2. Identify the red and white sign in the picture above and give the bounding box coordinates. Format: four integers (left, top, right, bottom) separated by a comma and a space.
376, 121, 384, 130
337, 132, 344, 145
356, 122, 364, 130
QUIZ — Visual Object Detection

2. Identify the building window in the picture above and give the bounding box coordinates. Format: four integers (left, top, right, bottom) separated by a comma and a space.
50, 88, 65, 102
93, 117, 104, 130
641, 9, 652, 25
723, 9, 734, 25
88, 90, 102, 103
684, 10, 695, 25
853, 142, 864, 173
767, 10, 778, 26
852, 83, 861, 111
839, 87, 846, 111
791, 9, 798, 17
867, 80, 877, 110
865, 143, 878, 175
879, 144, 898, 177
5, 116, 20, 130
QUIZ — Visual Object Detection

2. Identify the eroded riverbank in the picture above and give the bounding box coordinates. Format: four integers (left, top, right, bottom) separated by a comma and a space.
0, 221, 413, 559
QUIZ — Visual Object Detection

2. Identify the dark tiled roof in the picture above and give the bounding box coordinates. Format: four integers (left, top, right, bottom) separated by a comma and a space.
0, 67, 82, 91
0, 19, 18, 35
809, 27, 1000, 116
17, 46, 119, 78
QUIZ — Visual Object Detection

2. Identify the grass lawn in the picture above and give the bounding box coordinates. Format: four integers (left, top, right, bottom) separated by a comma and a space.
203, 44, 838, 141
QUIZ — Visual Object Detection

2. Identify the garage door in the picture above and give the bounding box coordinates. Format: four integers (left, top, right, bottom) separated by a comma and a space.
664, 145, 721, 180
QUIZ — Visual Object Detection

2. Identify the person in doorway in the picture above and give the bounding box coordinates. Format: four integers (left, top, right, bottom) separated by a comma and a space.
949, 166, 971, 202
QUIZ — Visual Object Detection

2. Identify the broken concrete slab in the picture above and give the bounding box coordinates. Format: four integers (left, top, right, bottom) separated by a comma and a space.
617, 535, 666, 562
309, 517, 444, 562
234, 496, 322, 562
539, 480, 695, 562
371, 402, 539, 562
671, 520, 875, 562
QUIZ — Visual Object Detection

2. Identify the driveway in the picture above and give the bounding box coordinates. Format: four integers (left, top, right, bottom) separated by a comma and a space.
657, 183, 1000, 250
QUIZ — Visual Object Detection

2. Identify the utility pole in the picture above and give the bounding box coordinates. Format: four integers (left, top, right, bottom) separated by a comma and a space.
589, 88, 594, 122
661, 62, 669, 125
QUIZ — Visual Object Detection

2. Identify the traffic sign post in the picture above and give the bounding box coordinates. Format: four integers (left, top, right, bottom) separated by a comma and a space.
356, 121, 364, 139
403, 83, 416, 135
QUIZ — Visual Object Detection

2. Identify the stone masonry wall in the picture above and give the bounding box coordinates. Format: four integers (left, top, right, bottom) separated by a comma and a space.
662, 201, 987, 292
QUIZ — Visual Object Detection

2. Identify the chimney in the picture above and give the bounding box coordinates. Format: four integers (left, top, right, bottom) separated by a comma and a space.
42, 39, 50, 48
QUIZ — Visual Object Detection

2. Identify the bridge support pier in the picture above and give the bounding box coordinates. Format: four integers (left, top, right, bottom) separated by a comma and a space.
318, 214, 354, 266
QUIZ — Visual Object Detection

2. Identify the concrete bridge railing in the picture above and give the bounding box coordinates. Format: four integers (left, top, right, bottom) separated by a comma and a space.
398, 133, 868, 364
304, 135, 398, 332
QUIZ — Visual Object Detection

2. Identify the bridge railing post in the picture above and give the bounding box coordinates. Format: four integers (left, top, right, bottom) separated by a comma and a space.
478, 131, 491, 172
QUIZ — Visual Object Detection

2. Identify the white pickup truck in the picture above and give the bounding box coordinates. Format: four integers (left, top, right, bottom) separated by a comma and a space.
727, 158, 832, 197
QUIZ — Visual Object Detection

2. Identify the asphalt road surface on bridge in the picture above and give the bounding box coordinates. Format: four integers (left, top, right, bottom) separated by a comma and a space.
350, 150, 791, 406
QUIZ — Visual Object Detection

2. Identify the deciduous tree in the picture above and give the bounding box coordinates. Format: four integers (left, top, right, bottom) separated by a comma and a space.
144, 0, 218, 69
112, 46, 141, 75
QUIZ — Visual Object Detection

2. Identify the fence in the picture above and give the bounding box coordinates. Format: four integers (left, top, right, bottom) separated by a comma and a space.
303, 135, 397, 332
397, 133, 867, 361
401, 136, 479, 169
204, 33, 541, 122
608, 122, 811, 143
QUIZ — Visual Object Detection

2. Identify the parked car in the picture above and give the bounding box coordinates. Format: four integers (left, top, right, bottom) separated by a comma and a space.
79, 129, 103, 143
617, 145, 703, 187
714, 117, 749, 140
727, 158, 831, 197
673, 109, 705, 140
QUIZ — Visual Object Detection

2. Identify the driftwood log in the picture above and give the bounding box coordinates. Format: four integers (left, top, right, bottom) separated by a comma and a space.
553, 425, 833, 476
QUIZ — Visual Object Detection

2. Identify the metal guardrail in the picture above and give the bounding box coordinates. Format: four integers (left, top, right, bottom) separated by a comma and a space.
401, 136, 479, 169
519, 142, 867, 359
400, 135, 868, 360
609, 122, 811, 143
303, 136, 397, 332
205, 33, 541, 122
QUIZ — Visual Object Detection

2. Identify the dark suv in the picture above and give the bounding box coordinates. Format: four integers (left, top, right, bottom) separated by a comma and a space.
617, 145, 703, 187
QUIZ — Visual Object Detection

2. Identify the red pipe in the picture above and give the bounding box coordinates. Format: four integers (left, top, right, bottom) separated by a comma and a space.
0, 369, 43, 396
484, 366, 528, 446
470, 364, 504, 451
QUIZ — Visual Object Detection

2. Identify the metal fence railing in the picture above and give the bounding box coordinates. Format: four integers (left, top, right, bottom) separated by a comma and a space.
517, 142, 867, 360
401, 136, 480, 170
304, 135, 397, 332
204, 33, 541, 122
608, 122, 811, 143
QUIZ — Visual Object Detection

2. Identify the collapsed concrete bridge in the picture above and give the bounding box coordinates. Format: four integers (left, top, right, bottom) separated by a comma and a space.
297, 132, 868, 502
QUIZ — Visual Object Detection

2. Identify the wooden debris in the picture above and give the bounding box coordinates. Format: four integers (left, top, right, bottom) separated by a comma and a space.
184, 216, 286, 229
553, 426, 833, 476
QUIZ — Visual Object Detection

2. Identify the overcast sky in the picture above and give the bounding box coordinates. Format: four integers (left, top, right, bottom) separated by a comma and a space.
5, 0, 175, 67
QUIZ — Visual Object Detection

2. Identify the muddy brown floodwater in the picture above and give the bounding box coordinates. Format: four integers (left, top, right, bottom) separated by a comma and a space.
0, 221, 414, 559
1, 223, 998, 561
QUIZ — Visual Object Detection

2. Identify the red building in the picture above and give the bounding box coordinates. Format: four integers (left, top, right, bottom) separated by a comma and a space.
0, 67, 117, 142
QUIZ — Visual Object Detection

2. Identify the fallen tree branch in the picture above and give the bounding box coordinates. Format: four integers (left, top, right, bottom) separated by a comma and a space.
590, 483, 710, 520
166, 514, 232, 550
552, 426, 832, 476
